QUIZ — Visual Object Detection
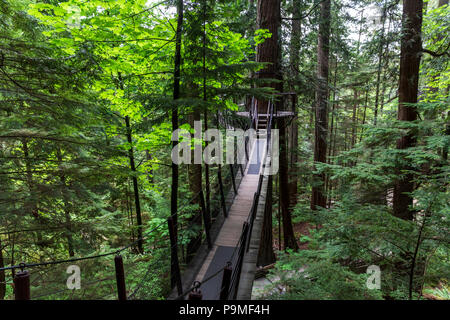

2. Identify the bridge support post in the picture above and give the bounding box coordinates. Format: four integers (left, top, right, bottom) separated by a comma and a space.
168, 216, 183, 295
114, 255, 127, 301
199, 190, 212, 249
14, 268, 30, 300
232, 222, 249, 299
229, 164, 237, 195
220, 263, 232, 300
218, 168, 227, 218
244, 137, 249, 162
246, 192, 258, 252
188, 289, 203, 300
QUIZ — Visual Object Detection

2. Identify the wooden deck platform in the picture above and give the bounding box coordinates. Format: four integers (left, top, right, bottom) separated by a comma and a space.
235, 111, 294, 118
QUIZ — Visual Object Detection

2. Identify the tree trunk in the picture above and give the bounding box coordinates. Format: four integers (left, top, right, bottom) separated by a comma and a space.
311, 0, 330, 210
279, 118, 299, 250
171, 0, 184, 240
288, 0, 301, 210
351, 89, 358, 149
256, 0, 281, 113
326, 58, 338, 204
56, 148, 75, 257
187, 108, 202, 262
124, 115, 144, 253
0, 238, 5, 300
360, 90, 369, 143
374, 4, 387, 125
393, 0, 423, 220
22, 138, 44, 246
256, 0, 294, 252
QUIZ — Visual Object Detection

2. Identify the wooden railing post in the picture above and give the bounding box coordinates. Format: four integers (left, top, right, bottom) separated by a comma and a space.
229, 164, 237, 195
114, 255, 127, 301
188, 282, 203, 300
218, 168, 227, 218
220, 263, 232, 300
168, 216, 183, 295
188, 290, 203, 300
199, 190, 212, 249
244, 137, 249, 162
14, 267, 30, 300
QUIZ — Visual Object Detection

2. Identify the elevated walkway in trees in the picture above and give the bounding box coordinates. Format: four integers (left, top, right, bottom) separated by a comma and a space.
169, 102, 276, 300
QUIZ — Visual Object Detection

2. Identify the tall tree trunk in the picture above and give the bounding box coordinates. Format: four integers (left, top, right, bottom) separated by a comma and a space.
145, 150, 153, 184
256, 0, 296, 251
326, 58, 338, 204
203, 0, 211, 221
279, 118, 299, 250
311, 0, 330, 210
125, 115, 144, 253
393, 0, 423, 220
360, 90, 369, 142
171, 0, 184, 239
373, 4, 387, 125
187, 108, 202, 262
22, 138, 44, 246
0, 238, 5, 300
288, 0, 301, 210
56, 148, 75, 257
351, 89, 358, 149
256, 0, 281, 113
117, 73, 144, 253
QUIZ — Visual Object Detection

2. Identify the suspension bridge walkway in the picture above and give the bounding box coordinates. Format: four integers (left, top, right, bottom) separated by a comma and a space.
0, 99, 280, 300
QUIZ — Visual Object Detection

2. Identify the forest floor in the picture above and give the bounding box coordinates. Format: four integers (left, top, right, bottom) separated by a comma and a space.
272, 221, 312, 252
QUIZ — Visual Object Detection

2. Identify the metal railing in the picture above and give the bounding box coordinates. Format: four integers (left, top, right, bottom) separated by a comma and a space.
178, 99, 275, 301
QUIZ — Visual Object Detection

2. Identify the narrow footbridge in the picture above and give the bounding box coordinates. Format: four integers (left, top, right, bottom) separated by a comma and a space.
170, 100, 276, 300
0, 100, 281, 300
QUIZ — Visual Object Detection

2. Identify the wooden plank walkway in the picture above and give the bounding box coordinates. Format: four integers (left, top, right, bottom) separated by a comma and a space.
193, 139, 266, 298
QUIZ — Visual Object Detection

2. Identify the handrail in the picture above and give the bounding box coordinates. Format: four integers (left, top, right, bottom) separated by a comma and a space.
179, 98, 275, 301
246, 100, 273, 252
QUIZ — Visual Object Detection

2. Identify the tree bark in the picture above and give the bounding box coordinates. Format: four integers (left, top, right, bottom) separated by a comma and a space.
288, 0, 301, 210
171, 0, 184, 239
125, 115, 144, 254
326, 58, 338, 204
256, 0, 295, 252
256, 0, 282, 113
311, 0, 330, 210
393, 0, 423, 220
0, 238, 5, 300
187, 108, 202, 262
373, 4, 387, 125
279, 118, 299, 250
56, 148, 75, 257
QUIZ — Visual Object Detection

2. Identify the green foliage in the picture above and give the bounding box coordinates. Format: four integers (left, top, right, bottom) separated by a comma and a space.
258, 251, 383, 300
